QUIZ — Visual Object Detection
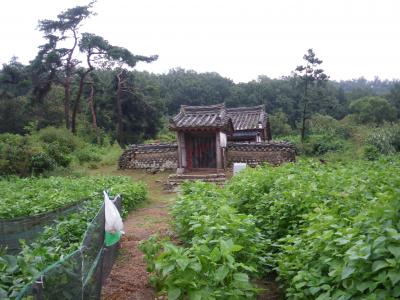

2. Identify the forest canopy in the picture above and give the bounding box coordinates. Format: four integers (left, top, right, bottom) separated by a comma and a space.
2, 59, 400, 145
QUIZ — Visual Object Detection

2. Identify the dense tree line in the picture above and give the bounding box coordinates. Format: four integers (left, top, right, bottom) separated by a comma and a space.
1, 3, 399, 145
2, 59, 400, 145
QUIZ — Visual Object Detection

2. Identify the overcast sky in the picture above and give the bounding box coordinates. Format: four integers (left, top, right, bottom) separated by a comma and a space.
0, 0, 399, 83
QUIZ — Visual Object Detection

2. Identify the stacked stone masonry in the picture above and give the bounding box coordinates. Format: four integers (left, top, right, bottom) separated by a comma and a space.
227, 142, 296, 167
119, 141, 295, 170
118, 143, 178, 170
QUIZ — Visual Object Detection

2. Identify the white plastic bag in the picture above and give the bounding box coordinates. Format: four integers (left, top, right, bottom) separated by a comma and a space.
104, 191, 124, 234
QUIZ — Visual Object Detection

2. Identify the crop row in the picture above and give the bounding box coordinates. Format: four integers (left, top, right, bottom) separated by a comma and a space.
142, 156, 400, 299
0, 176, 147, 299
0, 176, 139, 219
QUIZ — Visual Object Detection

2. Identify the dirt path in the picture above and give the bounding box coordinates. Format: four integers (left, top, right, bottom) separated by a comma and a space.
101, 204, 170, 299
91, 168, 174, 300
92, 167, 282, 299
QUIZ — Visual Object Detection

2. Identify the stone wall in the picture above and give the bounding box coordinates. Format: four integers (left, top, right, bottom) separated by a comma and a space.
226, 142, 296, 167
119, 141, 295, 170
119, 143, 178, 170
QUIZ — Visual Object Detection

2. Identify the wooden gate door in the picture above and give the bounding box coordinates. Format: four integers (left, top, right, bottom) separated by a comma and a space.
185, 134, 216, 169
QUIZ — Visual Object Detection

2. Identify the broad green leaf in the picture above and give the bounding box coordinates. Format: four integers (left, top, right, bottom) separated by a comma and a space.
315, 292, 331, 300
372, 260, 388, 272
188, 290, 202, 300
387, 245, 400, 259
295, 282, 307, 289
393, 285, 400, 297
0, 288, 8, 299
388, 271, 400, 285
190, 262, 202, 273
309, 286, 321, 295
233, 272, 249, 283
176, 258, 189, 271
341, 266, 355, 280
220, 239, 234, 255
168, 288, 181, 300
209, 247, 221, 262
335, 238, 350, 245
231, 244, 243, 252
357, 245, 371, 259
214, 265, 230, 282
356, 281, 370, 292
162, 264, 175, 276
386, 228, 400, 241
4, 256, 18, 274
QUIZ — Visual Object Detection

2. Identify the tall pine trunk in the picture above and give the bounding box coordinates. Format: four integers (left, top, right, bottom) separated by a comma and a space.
116, 71, 124, 145
87, 84, 101, 144
64, 82, 71, 129
71, 74, 85, 134
63, 31, 78, 130
71, 66, 93, 134
300, 78, 308, 142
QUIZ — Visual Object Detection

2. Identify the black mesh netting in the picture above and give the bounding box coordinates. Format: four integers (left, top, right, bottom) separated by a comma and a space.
15, 197, 122, 300
0, 201, 86, 253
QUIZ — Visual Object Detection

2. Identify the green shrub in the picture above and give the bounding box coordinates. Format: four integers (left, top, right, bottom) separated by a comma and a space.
140, 182, 264, 299
140, 237, 259, 300
278, 201, 400, 299
309, 114, 352, 139
30, 152, 56, 173
307, 134, 344, 155
365, 123, 400, 155
228, 157, 400, 299
0, 134, 76, 176
269, 112, 293, 137
281, 134, 345, 156
0, 134, 42, 176
350, 96, 397, 124
276, 158, 400, 299
0, 127, 122, 176
173, 183, 264, 269
228, 161, 333, 268
99, 143, 123, 166
74, 147, 102, 164
44, 142, 73, 168
363, 144, 380, 160
35, 127, 82, 152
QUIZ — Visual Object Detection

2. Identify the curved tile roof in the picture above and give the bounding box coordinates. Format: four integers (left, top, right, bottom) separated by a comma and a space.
227, 105, 267, 130
170, 103, 232, 130
170, 103, 267, 132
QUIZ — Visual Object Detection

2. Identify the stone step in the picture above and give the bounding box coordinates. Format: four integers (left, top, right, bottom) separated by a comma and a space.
164, 173, 227, 191
167, 179, 226, 184
168, 173, 226, 180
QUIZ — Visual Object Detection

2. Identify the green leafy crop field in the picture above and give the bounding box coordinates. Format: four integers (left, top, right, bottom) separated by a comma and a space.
142, 156, 400, 299
0, 176, 147, 298
0, 176, 145, 219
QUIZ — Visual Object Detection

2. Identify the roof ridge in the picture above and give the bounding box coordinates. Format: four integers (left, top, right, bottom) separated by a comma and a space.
226, 105, 265, 113
181, 103, 225, 113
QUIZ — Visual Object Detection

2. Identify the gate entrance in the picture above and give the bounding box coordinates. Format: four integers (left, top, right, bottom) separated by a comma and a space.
185, 134, 216, 169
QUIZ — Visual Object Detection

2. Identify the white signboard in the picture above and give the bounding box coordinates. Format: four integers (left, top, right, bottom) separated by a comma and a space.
233, 163, 247, 175
220, 132, 227, 148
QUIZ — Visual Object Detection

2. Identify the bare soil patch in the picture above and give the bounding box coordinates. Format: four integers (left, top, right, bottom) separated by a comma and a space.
101, 205, 170, 300
95, 168, 174, 300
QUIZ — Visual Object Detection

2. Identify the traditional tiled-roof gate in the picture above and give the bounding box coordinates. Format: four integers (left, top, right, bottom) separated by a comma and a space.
118, 103, 295, 182
170, 104, 233, 172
